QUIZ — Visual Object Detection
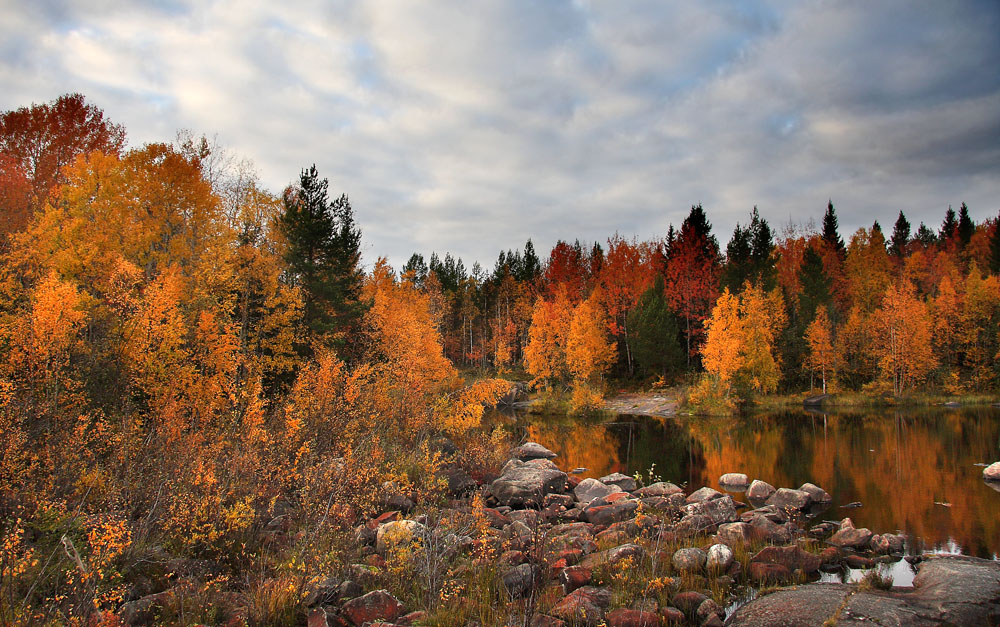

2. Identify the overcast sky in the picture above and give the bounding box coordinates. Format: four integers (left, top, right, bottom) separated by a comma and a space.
2, 1, 999, 270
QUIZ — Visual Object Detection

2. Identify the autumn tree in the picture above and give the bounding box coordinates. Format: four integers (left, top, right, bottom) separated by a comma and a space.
627, 275, 684, 378
597, 234, 655, 374
736, 283, 786, 396
565, 291, 616, 384
524, 287, 574, 387
958, 265, 1000, 389
0, 93, 126, 237
805, 307, 835, 393
873, 281, 936, 395
665, 204, 721, 366
278, 165, 365, 352
700, 288, 743, 399
845, 226, 892, 313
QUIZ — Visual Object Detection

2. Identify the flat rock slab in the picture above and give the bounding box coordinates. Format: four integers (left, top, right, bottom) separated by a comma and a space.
729, 555, 1000, 626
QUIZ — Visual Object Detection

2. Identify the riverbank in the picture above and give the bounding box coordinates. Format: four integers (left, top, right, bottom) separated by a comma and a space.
166, 440, 996, 627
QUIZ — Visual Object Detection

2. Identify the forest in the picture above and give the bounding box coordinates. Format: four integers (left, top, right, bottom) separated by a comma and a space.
1, 93, 999, 625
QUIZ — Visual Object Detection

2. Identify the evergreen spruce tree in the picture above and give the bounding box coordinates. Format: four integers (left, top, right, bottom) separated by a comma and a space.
990, 213, 1000, 274
890, 211, 911, 257
518, 239, 541, 283
749, 206, 777, 289
278, 164, 366, 352
940, 206, 958, 242
627, 275, 684, 378
403, 253, 428, 287
915, 222, 937, 248
722, 221, 751, 293
822, 200, 846, 256
957, 202, 975, 248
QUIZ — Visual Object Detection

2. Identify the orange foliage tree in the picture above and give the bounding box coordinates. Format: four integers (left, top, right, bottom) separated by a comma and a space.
873, 280, 936, 395
523, 287, 574, 387
805, 306, 835, 393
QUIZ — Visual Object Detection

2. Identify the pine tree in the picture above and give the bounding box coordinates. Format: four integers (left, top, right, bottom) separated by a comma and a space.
749, 207, 777, 289
278, 165, 365, 351
914, 222, 937, 248
940, 206, 957, 242
990, 213, 1000, 274
957, 202, 974, 248
822, 200, 846, 256
403, 253, 428, 287
627, 275, 684, 377
890, 211, 910, 258
722, 221, 751, 293
519, 239, 542, 283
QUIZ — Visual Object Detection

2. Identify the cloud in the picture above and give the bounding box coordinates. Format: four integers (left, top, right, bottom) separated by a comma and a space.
1, 0, 998, 269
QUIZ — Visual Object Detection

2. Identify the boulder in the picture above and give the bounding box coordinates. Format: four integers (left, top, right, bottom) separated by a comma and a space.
719, 473, 749, 488
716, 522, 754, 546
341, 590, 404, 626
531, 616, 566, 627
706, 543, 735, 573
515, 442, 557, 460
746, 479, 776, 502
750, 545, 822, 574
376, 520, 426, 555
548, 586, 612, 626
502, 563, 540, 598
633, 481, 683, 497
748, 561, 792, 583
491, 460, 567, 507
584, 500, 638, 526
659, 607, 685, 623
605, 608, 658, 627
798, 482, 832, 503
765, 488, 813, 512
696, 598, 724, 624
729, 555, 1000, 627
442, 467, 477, 496
983, 461, 1000, 482
559, 565, 592, 594
827, 518, 873, 550
672, 547, 707, 573
580, 543, 646, 569
686, 486, 723, 503
670, 590, 708, 615
574, 478, 618, 505
599, 472, 638, 492
682, 495, 738, 525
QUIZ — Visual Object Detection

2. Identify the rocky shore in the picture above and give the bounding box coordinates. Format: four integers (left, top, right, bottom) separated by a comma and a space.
126, 441, 1000, 626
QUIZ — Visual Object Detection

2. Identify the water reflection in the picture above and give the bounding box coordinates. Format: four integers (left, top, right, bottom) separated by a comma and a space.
507, 406, 1000, 558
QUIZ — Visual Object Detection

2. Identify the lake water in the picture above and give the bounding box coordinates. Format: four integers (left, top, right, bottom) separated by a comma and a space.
506, 405, 1000, 559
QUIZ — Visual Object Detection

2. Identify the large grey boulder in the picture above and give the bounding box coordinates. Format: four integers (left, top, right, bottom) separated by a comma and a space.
827, 517, 873, 550
515, 442, 558, 460
598, 472, 637, 492
683, 495, 738, 525
984, 461, 1000, 481
746, 479, 776, 502
798, 482, 832, 503
686, 486, 723, 503
766, 488, 813, 512
573, 478, 618, 505
719, 472, 749, 488
491, 459, 567, 507
375, 519, 426, 555
633, 481, 683, 497
728, 555, 1000, 626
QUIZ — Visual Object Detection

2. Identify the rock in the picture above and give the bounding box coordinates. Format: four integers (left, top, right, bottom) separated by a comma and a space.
491, 460, 567, 507
399, 610, 427, 625
670, 591, 708, 615
746, 479, 776, 502
341, 590, 404, 626
696, 598, 723, 624
605, 608, 658, 627
808, 521, 838, 539
307, 607, 332, 627
719, 473, 749, 488
844, 554, 874, 568
384, 493, 415, 513
548, 586, 612, 626
502, 563, 539, 598
983, 461, 1000, 481
559, 565, 593, 594
574, 478, 618, 505
580, 543, 646, 569
683, 495, 738, 525
376, 520, 426, 555
828, 518, 873, 550
599, 472, 638, 492
765, 488, 812, 512
729, 555, 1000, 626
584, 500, 638, 526
515, 442, 557, 460
525, 458, 561, 471
706, 543, 735, 573
659, 607, 685, 623
716, 521, 753, 546
686, 486, 723, 503
672, 547, 707, 573
798, 482, 832, 503
544, 493, 576, 509
744, 513, 794, 544
673, 513, 715, 538
748, 561, 792, 583
750, 545, 822, 574
633, 481, 683, 497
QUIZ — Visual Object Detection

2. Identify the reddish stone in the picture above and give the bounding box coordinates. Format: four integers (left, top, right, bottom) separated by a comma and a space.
605, 491, 631, 503
558, 548, 583, 565
670, 591, 708, 615
307, 607, 331, 627
559, 565, 592, 593
605, 608, 659, 627
660, 606, 685, 623
548, 586, 612, 626
549, 557, 569, 578
845, 554, 875, 569
819, 547, 842, 564
748, 561, 792, 583
341, 590, 404, 626
398, 610, 426, 625
750, 545, 822, 573
501, 549, 529, 565
567, 475, 582, 489
366, 511, 401, 530
482, 507, 511, 529
531, 615, 566, 627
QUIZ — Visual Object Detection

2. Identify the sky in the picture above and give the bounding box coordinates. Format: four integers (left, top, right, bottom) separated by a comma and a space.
2, 0, 999, 270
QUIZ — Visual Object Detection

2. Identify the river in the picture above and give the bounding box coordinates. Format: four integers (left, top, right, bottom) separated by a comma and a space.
504, 405, 1000, 560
